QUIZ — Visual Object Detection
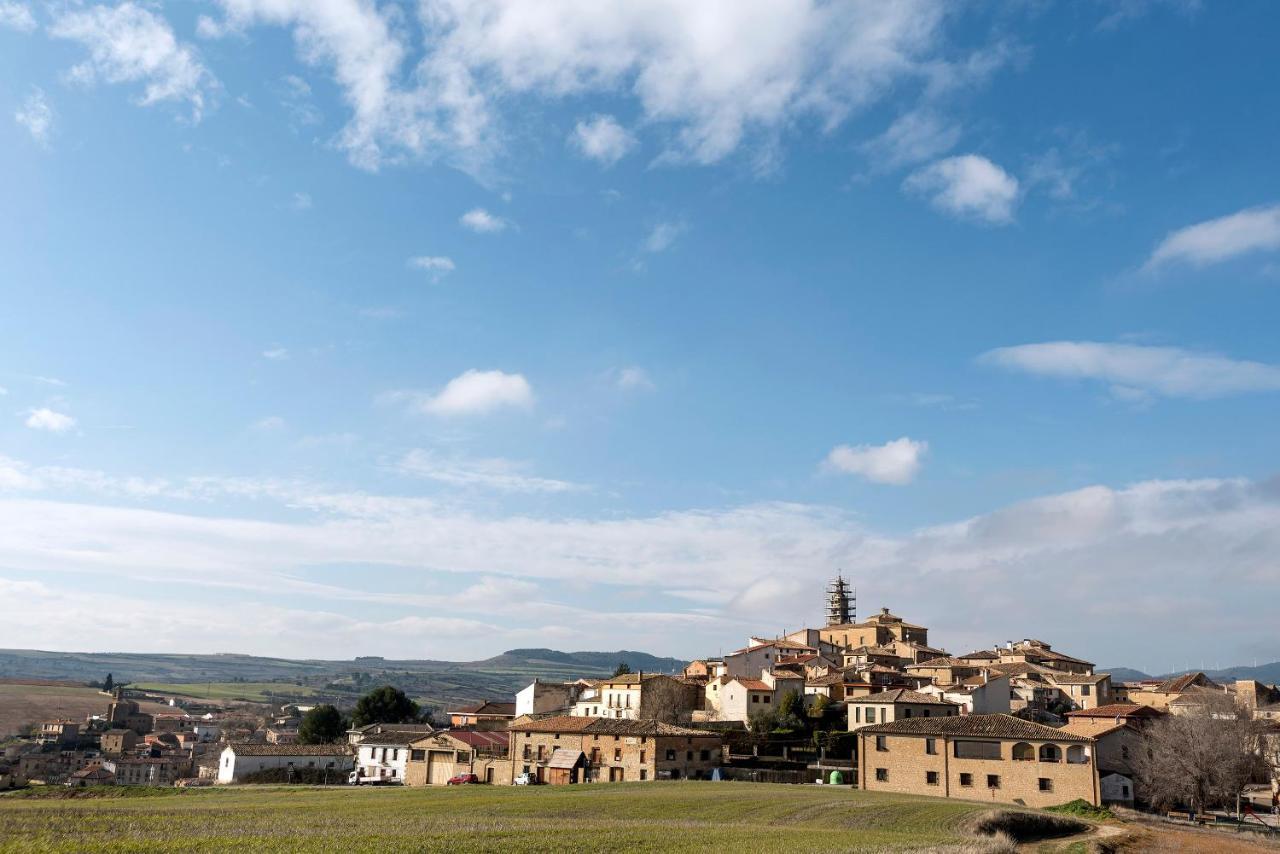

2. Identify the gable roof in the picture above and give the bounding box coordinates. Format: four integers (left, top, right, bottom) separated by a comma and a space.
852, 689, 958, 706
1065, 703, 1164, 720
449, 701, 516, 717
732, 679, 772, 691
509, 715, 719, 738
224, 743, 352, 756
1156, 672, 1214, 694
959, 650, 1000, 660
1059, 720, 1130, 739
860, 713, 1094, 742
1047, 673, 1111, 685
907, 656, 974, 669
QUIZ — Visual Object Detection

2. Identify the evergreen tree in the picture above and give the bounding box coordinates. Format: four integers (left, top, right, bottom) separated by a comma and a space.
298, 704, 347, 744
103, 673, 114, 693
611, 662, 633, 677
350, 686, 420, 729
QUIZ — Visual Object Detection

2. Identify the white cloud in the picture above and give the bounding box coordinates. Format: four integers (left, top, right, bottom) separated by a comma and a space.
903, 154, 1019, 224
643, 220, 685, 253
50, 2, 216, 121
1, 462, 1276, 663
398, 449, 582, 493
615, 366, 655, 392
459, 207, 507, 233
569, 114, 635, 166
980, 341, 1280, 400
24, 408, 76, 433
862, 108, 959, 171
407, 255, 456, 281
0, 1, 34, 32
262, 345, 289, 360
412, 369, 534, 416
1144, 204, 1280, 271
289, 191, 312, 211
195, 0, 983, 171
13, 87, 52, 146
824, 437, 928, 485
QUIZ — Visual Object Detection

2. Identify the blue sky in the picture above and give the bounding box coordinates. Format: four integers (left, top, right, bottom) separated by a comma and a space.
2, 1, 1279, 671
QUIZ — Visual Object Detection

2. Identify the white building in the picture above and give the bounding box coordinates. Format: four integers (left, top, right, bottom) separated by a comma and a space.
919, 674, 1013, 715
216, 744, 352, 784
516, 680, 583, 718
352, 731, 421, 784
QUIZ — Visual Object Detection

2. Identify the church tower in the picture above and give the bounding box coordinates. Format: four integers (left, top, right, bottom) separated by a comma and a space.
825, 574, 854, 626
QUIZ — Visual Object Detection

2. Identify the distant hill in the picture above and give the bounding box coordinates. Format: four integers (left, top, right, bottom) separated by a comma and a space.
0, 647, 687, 711
1101, 662, 1280, 685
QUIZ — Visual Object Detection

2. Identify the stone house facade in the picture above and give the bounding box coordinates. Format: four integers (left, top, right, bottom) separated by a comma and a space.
509, 716, 723, 783
404, 730, 511, 786
848, 689, 960, 730
857, 714, 1100, 808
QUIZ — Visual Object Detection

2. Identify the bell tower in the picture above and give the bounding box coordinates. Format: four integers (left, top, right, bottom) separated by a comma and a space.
825, 574, 854, 626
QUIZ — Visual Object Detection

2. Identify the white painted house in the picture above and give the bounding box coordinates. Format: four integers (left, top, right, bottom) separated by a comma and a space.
352, 731, 422, 784
216, 744, 352, 784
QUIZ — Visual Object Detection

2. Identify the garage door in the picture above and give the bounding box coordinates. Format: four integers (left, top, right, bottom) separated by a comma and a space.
427, 751, 453, 785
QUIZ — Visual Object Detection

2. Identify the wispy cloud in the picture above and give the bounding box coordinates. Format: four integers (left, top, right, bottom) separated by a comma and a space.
824, 437, 928, 485
904, 154, 1019, 224
614, 366, 655, 392
643, 220, 685, 254
407, 255, 456, 281
261, 345, 289, 361
50, 1, 217, 122
13, 86, 52, 146
980, 341, 1280, 400
0, 1, 35, 33
397, 449, 583, 494
1143, 204, 1280, 271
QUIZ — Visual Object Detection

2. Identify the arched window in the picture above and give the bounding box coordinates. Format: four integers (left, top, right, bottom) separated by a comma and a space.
1066, 745, 1087, 764
1012, 742, 1034, 761
1039, 744, 1061, 763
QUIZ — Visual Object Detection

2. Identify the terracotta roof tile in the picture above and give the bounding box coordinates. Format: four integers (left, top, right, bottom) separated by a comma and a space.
861, 713, 1094, 742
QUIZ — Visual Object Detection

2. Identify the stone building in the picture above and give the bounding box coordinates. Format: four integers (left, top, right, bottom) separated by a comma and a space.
101, 756, 190, 787
857, 714, 1100, 808
448, 701, 516, 730
509, 716, 723, 783
404, 730, 511, 786
99, 729, 138, 755
570, 673, 701, 723
216, 744, 353, 784
847, 689, 960, 731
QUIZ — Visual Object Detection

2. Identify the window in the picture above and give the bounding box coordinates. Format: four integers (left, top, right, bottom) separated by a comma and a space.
699, 750, 710, 761
925, 738, 937, 755
410, 750, 425, 761
903, 709, 912, 718
1067, 745, 1087, 764
639, 751, 645, 763
614, 748, 622, 761
955, 741, 1001, 760
1120, 745, 1129, 760
1012, 742, 1034, 761
686, 751, 693, 761
875, 735, 887, 752
752, 695, 759, 704
1122, 784, 1130, 798
866, 707, 876, 723
1081, 685, 1091, 697
762, 695, 771, 703
665, 749, 676, 761
1038, 744, 1061, 763
987, 774, 1000, 789
874, 768, 888, 782
1038, 778, 1053, 792
959, 773, 973, 787
639, 769, 647, 780
522, 765, 530, 774
926, 771, 939, 786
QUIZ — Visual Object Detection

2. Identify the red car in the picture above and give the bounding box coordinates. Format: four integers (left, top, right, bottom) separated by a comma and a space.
446, 773, 480, 785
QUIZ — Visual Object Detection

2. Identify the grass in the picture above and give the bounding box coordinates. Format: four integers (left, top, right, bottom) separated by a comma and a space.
129, 682, 324, 703
0, 782, 1062, 853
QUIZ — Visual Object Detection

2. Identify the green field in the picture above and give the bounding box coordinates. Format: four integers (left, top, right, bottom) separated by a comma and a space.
130, 682, 324, 703
0, 782, 1071, 853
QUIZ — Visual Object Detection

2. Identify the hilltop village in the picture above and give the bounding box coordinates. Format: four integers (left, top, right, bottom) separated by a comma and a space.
3, 578, 1278, 818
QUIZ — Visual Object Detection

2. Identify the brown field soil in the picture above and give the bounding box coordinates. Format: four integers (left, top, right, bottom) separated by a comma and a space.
0, 684, 169, 738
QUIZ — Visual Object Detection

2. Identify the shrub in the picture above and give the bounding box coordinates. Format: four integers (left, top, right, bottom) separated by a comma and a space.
1046, 799, 1115, 821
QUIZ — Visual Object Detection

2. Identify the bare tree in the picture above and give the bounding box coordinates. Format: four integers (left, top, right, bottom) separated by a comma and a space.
1133, 692, 1267, 815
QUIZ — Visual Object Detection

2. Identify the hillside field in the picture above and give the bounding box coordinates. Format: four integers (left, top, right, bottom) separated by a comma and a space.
130, 682, 323, 704
0, 782, 1069, 853
0, 683, 168, 739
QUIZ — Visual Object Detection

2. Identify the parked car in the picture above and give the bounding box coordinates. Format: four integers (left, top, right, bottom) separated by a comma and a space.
513, 773, 540, 786
446, 773, 479, 785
